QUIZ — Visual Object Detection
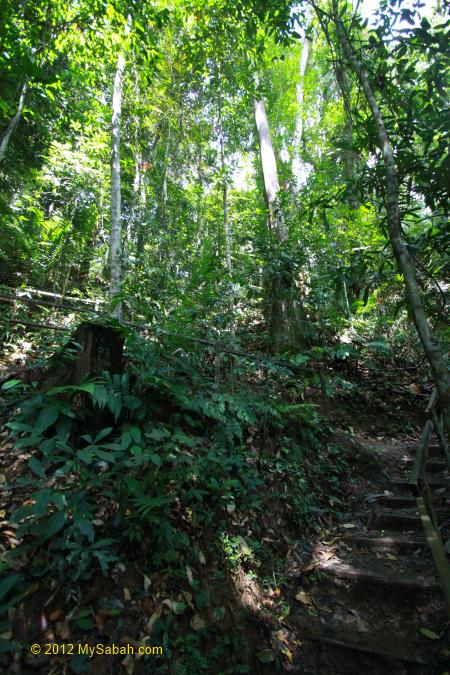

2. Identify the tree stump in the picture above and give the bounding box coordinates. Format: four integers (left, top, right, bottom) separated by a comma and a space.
40, 321, 124, 389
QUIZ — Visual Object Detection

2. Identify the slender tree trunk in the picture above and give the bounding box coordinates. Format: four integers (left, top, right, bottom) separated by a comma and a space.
218, 81, 235, 338
195, 144, 205, 248
334, 63, 359, 208
0, 81, 28, 163
160, 127, 170, 233
129, 65, 141, 245
109, 52, 125, 318
332, 0, 450, 433
293, 37, 311, 183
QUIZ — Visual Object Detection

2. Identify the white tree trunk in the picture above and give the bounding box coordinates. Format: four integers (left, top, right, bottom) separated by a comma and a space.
109, 52, 125, 317
333, 0, 450, 432
254, 96, 309, 351
0, 82, 28, 163
253, 98, 287, 241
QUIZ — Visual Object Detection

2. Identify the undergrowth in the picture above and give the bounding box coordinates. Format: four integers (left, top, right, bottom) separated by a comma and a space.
0, 331, 350, 673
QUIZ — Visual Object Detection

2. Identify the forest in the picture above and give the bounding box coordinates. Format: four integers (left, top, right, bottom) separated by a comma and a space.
0, 0, 449, 672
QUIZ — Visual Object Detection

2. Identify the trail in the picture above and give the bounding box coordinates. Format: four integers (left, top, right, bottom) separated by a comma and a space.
278, 433, 449, 673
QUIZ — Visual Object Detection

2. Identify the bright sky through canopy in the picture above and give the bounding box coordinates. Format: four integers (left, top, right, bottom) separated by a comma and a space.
359, 0, 437, 24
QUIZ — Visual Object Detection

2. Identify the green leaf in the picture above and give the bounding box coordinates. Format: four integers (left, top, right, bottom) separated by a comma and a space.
172, 602, 187, 615
420, 627, 440, 640
257, 649, 275, 663
29, 457, 46, 478
130, 426, 142, 444
94, 427, 113, 443
35, 511, 67, 540
95, 450, 116, 463
74, 515, 94, 543
35, 405, 60, 433
1, 379, 23, 392
146, 428, 169, 441
0, 575, 19, 600
78, 447, 95, 465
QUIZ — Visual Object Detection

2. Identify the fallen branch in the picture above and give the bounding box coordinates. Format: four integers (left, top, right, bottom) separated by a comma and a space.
0, 285, 105, 307
2, 318, 71, 332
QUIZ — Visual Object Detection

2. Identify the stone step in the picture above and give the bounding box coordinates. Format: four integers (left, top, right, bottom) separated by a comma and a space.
408, 444, 443, 459
368, 509, 422, 531
316, 555, 438, 589
366, 494, 419, 509
389, 475, 448, 492
298, 619, 439, 665
342, 532, 427, 550
402, 457, 447, 473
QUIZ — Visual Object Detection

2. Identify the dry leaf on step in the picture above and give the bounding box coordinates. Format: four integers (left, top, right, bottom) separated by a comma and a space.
295, 590, 314, 608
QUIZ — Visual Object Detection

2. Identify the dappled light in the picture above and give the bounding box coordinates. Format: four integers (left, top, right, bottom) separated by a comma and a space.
0, 0, 449, 672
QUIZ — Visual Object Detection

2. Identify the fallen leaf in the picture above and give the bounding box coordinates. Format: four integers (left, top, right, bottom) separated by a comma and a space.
321, 550, 335, 561
56, 619, 70, 639
186, 566, 194, 585
182, 591, 195, 610
191, 614, 206, 631
295, 590, 314, 608
123, 588, 131, 602
281, 647, 293, 663
122, 654, 134, 675
49, 608, 62, 621
274, 629, 289, 645
342, 523, 356, 529
146, 606, 162, 634
143, 575, 151, 592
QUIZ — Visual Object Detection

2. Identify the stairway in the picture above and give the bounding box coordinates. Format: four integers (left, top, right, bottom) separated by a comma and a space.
286, 439, 450, 674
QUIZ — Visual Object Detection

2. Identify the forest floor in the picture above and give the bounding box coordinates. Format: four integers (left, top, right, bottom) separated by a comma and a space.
0, 332, 449, 674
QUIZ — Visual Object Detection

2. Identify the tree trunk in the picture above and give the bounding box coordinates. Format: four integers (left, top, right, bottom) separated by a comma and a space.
254, 97, 308, 352
332, 0, 450, 434
0, 81, 28, 163
254, 98, 287, 242
334, 63, 359, 208
218, 79, 235, 338
293, 37, 311, 183
129, 65, 141, 246
109, 51, 125, 318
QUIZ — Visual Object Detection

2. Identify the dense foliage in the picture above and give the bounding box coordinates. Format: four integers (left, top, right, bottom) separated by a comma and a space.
0, 0, 448, 672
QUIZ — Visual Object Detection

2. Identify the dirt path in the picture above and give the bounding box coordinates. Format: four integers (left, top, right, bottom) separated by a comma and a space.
277, 434, 450, 674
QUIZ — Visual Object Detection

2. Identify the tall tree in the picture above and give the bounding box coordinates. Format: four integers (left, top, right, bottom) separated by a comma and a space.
332, 0, 450, 432
0, 82, 27, 163
109, 22, 129, 318
254, 96, 307, 352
